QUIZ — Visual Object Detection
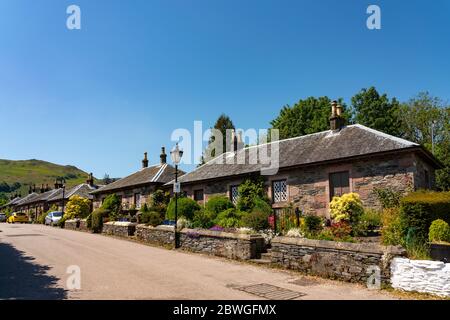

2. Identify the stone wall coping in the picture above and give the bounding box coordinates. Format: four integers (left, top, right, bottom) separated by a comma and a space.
104, 221, 138, 227
181, 228, 263, 241
272, 236, 405, 255
66, 219, 79, 223
136, 224, 175, 231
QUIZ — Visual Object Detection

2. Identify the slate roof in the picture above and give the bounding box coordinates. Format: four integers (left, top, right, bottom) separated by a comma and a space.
17, 189, 61, 206
14, 193, 40, 207
91, 164, 182, 194
2, 197, 22, 208
47, 183, 97, 201
170, 124, 439, 185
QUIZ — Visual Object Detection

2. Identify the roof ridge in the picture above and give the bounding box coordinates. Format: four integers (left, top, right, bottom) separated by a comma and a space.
350, 124, 419, 146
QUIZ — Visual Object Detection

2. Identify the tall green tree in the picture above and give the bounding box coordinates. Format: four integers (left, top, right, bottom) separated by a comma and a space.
202, 114, 235, 164
400, 92, 450, 190
351, 87, 402, 136
270, 96, 350, 140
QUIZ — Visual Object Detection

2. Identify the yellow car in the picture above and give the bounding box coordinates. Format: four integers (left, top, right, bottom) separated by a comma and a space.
7, 212, 29, 224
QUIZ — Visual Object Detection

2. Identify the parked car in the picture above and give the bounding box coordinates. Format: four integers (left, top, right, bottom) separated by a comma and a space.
45, 211, 63, 226
7, 212, 29, 224
0, 213, 7, 223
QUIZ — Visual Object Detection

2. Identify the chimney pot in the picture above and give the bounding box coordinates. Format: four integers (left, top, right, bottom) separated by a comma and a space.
142, 152, 149, 168
160, 147, 167, 164
330, 100, 344, 131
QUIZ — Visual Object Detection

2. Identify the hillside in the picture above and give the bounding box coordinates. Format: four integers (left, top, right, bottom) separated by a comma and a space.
0, 159, 98, 197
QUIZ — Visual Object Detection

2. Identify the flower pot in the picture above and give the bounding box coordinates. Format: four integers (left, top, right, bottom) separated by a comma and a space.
430, 243, 450, 263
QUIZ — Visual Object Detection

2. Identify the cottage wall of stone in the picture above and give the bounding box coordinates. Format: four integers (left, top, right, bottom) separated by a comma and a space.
92, 185, 158, 210
180, 152, 431, 217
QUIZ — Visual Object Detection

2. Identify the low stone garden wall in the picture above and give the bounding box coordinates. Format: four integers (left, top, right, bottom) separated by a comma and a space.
180, 228, 265, 260
102, 221, 137, 237
391, 257, 450, 297
79, 219, 89, 232
270, 236, 405, 284
64, 219, 79, 230
136, 225, 175, 246
135, 225, 264, 260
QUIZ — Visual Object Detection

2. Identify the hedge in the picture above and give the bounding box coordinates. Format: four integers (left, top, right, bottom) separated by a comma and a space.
400, 191, 450, 241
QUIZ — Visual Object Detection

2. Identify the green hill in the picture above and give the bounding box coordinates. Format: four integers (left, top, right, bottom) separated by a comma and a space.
0, 159, 98, 198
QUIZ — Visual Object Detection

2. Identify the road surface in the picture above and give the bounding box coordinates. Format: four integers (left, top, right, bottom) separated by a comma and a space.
0, 223, 397, 300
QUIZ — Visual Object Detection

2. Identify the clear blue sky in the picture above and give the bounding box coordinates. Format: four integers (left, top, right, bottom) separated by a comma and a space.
1, 0, 449, 178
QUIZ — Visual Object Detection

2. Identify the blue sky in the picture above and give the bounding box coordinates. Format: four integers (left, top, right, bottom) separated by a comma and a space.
0, 0, 449, 178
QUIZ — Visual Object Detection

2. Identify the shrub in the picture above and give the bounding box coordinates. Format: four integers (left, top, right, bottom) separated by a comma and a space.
64, 195, 91, 220
205, 195, 234, 215
373, 188, 402, 209
330, 221, 352, 239
252, 197, 273, 215
101, 194, 122, 219
241, 210, 270, 231
236, 177, 267, 212
140, 211, 164, 227
360, 209, 382, 230
381, 207, 405, 246
214, 208, 243, 228
405, 227, 430, 260
400, 191, 450, 242
57, 215, 67, 228
329, 193, 364, 225
166, 197, 200, 220
303, 215, 322, 233
429, 219, 450, 243
91, 208, 110, 233
191, 209, 216, 229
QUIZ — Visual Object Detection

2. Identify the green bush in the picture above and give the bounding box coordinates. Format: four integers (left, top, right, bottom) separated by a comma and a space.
205, 195, 234, 215
166, 197, 200, 220
241, 211, 270, 231
381, 207, 406, 246
140, 211, 164, 227
37, 212, 47, 224
236, 177, 267, 212
373, 187, 402, 209
360, 209, 382, 230
303, 215, 322, 233
64, 195, 91, 220
91, 208, 110, 233
252, 197, 273, 215
192, 208, 216, 229
429, 219, 450, 243
214, 208, 243, 228
329, 193, 364, 225
400, 191, 450, 242
101, 194, 122, 219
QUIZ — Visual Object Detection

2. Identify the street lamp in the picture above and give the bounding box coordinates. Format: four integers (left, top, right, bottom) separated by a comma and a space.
61, 178, 66, 215
170, 143, 183, 248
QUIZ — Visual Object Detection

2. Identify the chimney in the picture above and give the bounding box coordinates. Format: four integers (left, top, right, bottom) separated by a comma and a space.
232, 130, 238, 152
86, 173, 94, 186
45, 184, 49, 192
160, 147, 167, 164
142, 152, 149, 168
28, 185, 33, 194
32, 184, 36, 193
330, 100, 345, 131
40, 184, 45, 193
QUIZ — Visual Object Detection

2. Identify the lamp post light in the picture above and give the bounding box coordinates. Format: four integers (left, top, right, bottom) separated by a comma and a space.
170, 143, 183, 248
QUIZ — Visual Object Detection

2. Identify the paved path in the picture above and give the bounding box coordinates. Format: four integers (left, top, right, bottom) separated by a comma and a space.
0, 223, 397, 300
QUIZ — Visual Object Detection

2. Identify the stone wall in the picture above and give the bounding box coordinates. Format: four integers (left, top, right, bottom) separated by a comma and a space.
79, 219, 89, 232
135, 225, 264, 260
136, 225, 175, 246
64, 219, 79, 230
391, 257, 450, 297
102, 222, 137, 237
180, 229, 264, 260
270, 236, 405, 284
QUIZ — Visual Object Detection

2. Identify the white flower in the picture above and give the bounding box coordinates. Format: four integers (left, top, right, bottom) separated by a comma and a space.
286, 228, 304, 238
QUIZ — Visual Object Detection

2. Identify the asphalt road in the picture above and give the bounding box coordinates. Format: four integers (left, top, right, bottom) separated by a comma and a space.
0, 223, 397, 300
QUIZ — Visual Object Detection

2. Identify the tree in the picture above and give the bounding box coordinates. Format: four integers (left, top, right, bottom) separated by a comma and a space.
400, 92, 450, 190
270, 96, 350, 140
64, 195, 91, 219
351, 87, 402, 136
202, 114, 235, 164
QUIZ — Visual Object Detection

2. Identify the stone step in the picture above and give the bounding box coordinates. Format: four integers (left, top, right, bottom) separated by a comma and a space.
250, 258, 272, 264
260, 253, 273, 260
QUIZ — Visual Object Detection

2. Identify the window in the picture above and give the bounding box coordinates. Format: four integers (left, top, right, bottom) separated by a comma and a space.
230, 185, 239, 205
134, 193, 141, 209
194, 189, 204, 201
424, 170, 430, 189
272, 180, 287, 203
329, 171, 350, 200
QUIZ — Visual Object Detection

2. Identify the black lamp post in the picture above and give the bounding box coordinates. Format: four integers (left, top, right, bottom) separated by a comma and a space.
61, 179, 66, 215
170, 143, 183, 248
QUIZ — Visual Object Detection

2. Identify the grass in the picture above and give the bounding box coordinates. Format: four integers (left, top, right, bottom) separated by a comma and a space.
0, 159, 100, 196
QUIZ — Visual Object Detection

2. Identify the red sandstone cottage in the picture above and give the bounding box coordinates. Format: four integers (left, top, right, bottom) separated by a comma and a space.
168, 102, 441, 218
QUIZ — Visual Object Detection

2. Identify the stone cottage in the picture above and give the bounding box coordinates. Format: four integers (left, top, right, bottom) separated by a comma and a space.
169, 101, 441, 218
91, 148, 183, 210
